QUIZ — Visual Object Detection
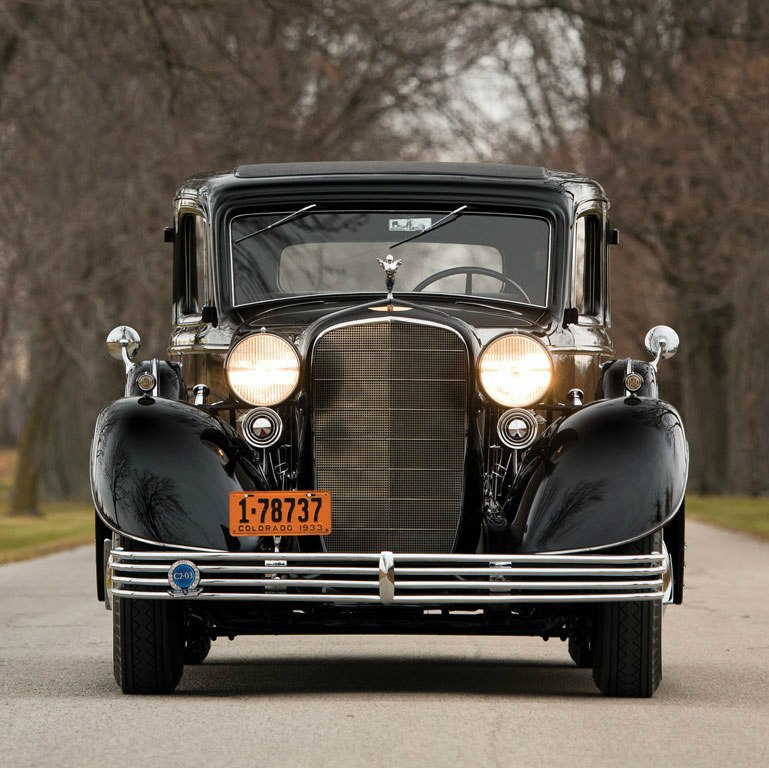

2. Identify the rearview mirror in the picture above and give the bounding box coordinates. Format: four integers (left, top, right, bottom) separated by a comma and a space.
644, 325, 679, 368
106, 325, 141, 370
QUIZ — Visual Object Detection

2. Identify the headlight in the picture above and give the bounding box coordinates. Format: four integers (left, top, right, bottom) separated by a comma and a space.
226, 333, 300, 406
478, 333, 554, 407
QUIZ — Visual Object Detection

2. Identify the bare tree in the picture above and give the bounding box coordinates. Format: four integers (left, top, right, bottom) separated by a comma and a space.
0, 0, 506, 512
461, 0, 769, 494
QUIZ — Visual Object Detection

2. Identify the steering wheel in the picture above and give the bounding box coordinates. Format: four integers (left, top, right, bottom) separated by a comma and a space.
412, 266, 532, 303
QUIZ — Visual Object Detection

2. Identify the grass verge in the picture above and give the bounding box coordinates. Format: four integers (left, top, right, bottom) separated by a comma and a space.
0, 501, 93, 564
0, 449, 93, 564
687, 494, 769, 541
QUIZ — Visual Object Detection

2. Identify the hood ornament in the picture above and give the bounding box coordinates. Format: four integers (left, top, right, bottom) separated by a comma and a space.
377, 253, 402, 305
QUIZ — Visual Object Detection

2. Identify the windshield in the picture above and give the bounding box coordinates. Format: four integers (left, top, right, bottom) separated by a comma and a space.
229, 210, 550, 306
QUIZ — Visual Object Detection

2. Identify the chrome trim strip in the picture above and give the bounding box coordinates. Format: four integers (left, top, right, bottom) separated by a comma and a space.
112, 563, 381, 575
112, 564, 663, 578
390, 592, 665, 604
394, 579, 661, 590
112, 565, 663, 578
548, 345, 612, 354
91, 509, 229, 553
113, 576, 376, 589
396, 566, 665, 576
111, 589, 665, 604
112, 576, 661, 590
168, 344, 230, 354
310, 315, 469, 348
112, 550, 666, 565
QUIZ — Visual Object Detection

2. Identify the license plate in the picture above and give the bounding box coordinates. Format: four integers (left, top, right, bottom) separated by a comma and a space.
229, 491, 331, 536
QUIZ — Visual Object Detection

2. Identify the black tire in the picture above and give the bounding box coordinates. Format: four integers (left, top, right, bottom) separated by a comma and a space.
591, 532, 663, 697
568, 629, 593, 668
184, 616, 212, 665
113, 596, 185, 694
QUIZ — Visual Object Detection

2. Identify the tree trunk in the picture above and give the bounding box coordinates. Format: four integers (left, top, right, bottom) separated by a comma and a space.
726, 247, 769, 495
677, 304, 730, 494
9, 345, 66, 516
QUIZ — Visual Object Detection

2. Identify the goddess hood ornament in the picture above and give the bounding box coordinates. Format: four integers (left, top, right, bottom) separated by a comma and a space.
377, 253, 402, 303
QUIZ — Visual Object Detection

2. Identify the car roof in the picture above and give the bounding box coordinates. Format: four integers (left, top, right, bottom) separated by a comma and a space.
233, 161, 548, 180
178, 161, 598, 189
175, 162, 606, 211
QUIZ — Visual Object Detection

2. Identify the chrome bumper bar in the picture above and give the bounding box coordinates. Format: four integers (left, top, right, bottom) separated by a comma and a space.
109, 548, 667, 606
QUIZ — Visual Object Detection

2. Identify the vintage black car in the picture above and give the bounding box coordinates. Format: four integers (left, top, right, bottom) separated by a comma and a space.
91, 162, 687, 697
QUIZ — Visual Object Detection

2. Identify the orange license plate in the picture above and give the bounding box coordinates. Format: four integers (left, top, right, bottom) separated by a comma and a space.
229, 491, 331, 536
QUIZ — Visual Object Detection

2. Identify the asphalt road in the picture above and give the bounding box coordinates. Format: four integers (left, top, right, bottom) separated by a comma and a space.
1, 520, 768, 768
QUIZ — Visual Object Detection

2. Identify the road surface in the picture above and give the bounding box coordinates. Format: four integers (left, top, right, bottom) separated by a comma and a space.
1, 520, 768, 767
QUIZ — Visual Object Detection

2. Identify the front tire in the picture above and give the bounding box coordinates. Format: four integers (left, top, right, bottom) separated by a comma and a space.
568, 629, 593, 668
113, 596, 184, 694
591, 533, 663, 697
184, 616, 212, 665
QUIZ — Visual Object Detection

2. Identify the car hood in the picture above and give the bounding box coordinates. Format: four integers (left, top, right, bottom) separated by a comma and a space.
236, 295, 557, 346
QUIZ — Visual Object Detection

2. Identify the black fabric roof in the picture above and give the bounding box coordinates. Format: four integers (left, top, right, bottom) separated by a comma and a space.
234, 161, 547, 180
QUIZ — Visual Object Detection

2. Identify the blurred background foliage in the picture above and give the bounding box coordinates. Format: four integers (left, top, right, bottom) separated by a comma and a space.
1, 0, 768, 516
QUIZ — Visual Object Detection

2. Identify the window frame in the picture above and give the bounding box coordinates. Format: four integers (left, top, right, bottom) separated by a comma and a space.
571, 202, 606, 325
226, 208, 553, 309
175, 207, 210, 324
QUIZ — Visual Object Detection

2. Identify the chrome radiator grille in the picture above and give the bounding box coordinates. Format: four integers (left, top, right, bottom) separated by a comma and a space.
312, 321, 467, 553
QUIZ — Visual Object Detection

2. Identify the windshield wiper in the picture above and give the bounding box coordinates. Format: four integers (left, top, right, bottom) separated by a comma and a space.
389, 204, 469, 249
234, 203, 318, 244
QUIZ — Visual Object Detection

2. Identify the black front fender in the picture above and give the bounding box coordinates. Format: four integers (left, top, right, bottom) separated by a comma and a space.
506, 396, 688, 553
90, 397, 269, 550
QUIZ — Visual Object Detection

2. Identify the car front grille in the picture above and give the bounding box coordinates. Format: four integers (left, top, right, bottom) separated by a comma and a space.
312, 320, 468, 553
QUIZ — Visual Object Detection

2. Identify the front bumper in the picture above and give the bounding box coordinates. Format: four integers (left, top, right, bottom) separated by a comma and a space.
110, 548, 667, 606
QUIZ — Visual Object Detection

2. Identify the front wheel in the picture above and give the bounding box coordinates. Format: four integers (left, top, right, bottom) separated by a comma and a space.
568, 629, 593, 668
113, 596, 185, 694
591, 533, 663, 697
184, 615, 212, 665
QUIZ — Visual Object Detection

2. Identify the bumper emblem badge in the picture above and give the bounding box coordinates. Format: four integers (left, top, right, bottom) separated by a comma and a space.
167, 560, 202, 596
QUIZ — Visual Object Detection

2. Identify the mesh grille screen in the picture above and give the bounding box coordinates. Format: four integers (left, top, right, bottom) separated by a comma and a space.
313, 321, 467, 553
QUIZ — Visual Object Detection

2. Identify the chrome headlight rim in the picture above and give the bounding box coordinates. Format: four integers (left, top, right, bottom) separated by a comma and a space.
225, 332, 301, 407
240, 407, 284, 449
477, 331, 554, 409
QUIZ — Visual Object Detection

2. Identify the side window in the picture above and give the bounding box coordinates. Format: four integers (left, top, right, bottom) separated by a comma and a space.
574, 213, 602, 318
182, 214, 207, 315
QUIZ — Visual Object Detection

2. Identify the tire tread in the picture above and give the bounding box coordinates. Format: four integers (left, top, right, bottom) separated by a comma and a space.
113, 596, 184, 694
592, 533, 662, 697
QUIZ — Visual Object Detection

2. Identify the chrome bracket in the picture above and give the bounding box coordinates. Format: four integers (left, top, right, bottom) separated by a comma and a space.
650, 340, 666, 371
567, 388, 584, 407
625, 357, 634, 397
106, 325, 141, 386
193, 383, 210, 406
265, 557, 288, 591
378, 550, 395, 605
120, 344, 133, 374
489, 560, 513, 593
104, 539, 113, 611
119, 342, 136, 399
662, 542, 674, 606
